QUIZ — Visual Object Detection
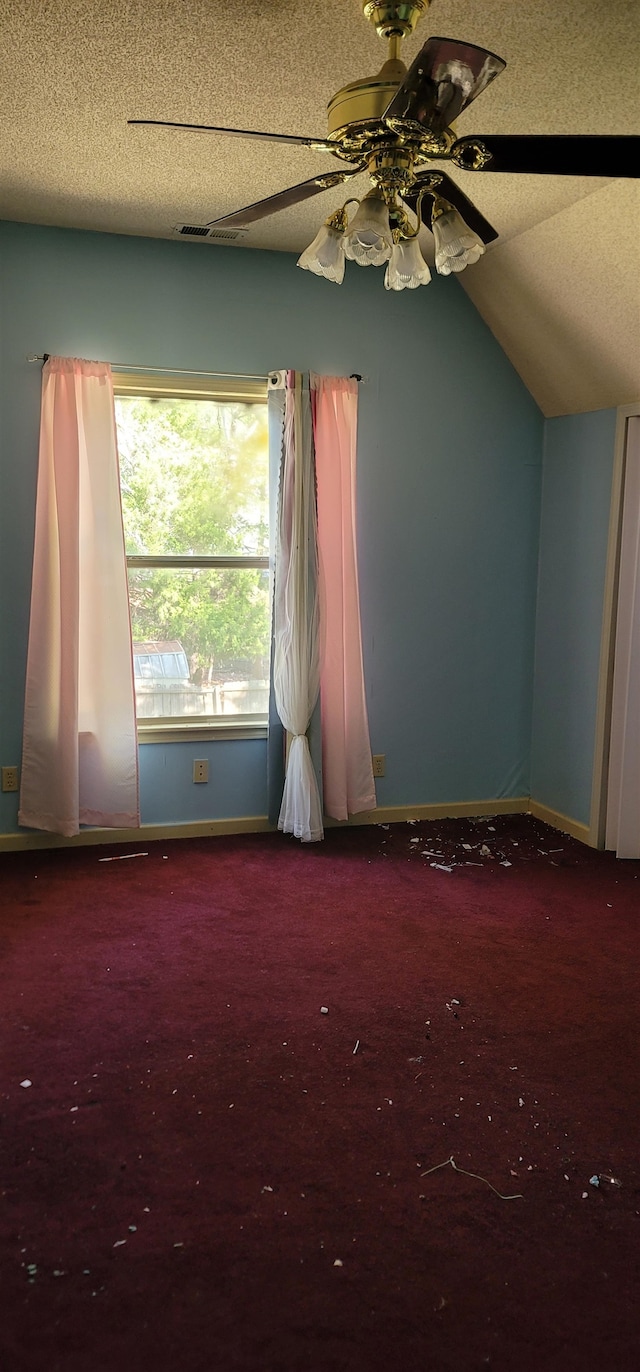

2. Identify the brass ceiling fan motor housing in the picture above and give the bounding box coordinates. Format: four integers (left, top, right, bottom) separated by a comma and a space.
326, 57, 408, 140
326, 61, 448, 187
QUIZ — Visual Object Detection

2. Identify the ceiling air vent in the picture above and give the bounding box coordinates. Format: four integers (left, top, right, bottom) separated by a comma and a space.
173, 224, 247, 241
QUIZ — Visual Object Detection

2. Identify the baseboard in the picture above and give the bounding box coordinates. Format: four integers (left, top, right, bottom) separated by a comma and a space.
1, 796, 592, 853
0, 816, 273, 852
528, 800, 592, 846
326, 797, 530, 827
0, 799, 529, 851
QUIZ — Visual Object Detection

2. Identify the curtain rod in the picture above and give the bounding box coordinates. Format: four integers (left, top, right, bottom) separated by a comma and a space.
26, 355, 272, 382
26, 356, 363, 382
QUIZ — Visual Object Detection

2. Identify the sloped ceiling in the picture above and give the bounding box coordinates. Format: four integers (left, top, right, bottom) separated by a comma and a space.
1, 0, 638, 416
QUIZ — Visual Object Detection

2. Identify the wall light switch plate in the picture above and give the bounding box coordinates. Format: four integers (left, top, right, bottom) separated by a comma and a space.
193, 759, 209, 784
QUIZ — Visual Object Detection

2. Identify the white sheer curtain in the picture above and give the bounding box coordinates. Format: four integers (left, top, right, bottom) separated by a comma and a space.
272, 371, 323, 842
19, 357, 139, 838
606, 415, 640, 858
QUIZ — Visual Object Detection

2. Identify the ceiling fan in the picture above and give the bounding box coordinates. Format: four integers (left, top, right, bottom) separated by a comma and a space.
128, 0, 640, 291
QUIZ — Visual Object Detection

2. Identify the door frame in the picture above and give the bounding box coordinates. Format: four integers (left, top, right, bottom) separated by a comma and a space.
589, 401, 640, 847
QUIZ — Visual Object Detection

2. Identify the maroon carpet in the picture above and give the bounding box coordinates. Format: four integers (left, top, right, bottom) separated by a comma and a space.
1, 815, 639, 1372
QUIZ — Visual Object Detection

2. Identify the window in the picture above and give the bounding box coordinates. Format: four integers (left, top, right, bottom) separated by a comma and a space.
113, 372, 270, 741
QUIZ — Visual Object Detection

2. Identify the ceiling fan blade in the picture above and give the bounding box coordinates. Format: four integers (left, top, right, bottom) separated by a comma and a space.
450, 134, 640, 176
128, 119, 337, 153
383, 37, 505, 136
206, 168, 365, 229
404, 170, 499, 244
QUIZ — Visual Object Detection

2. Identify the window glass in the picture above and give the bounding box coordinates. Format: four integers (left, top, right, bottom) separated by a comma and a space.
115, 387, 270, 727
116, 396, 269, 557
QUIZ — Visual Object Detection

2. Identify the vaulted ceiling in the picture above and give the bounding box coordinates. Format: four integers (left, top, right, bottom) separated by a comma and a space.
2, 0, 638, 416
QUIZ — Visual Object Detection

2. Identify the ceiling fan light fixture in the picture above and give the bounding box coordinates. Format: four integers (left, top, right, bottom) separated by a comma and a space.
431, 199, 486, 275
297, 221, 346, 283
343, 193, 393, 266
384, 235, 432, 290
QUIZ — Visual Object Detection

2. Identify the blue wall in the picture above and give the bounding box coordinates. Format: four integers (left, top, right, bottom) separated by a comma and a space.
0, 220, 543, 835
530, 408, 618, 827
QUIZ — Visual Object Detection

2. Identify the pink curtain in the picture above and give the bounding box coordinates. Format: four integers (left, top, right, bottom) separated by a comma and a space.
311, 374, 376, 821
19, 357, 139, 837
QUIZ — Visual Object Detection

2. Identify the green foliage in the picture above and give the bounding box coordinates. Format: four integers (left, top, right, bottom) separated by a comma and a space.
116, 396, 270, 678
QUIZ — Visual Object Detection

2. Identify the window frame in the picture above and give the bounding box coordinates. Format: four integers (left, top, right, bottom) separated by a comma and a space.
113, 371, 270, 744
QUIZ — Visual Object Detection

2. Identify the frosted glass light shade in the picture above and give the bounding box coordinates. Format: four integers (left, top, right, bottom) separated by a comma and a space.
432, 206, 486, 275
297, 223, 346, 283
343, 195, 393, 267
384, 237, 432, 291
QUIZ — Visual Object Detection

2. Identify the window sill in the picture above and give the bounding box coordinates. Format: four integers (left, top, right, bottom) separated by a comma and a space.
137, 717, 268, 744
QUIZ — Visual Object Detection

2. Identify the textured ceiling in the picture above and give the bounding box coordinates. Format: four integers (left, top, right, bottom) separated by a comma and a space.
1, 0, 639, 415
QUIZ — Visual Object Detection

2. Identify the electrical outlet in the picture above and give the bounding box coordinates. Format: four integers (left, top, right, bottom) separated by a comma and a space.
2, 765, 19, 792
372, 754, 385, 778
192, 759, 209, 784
